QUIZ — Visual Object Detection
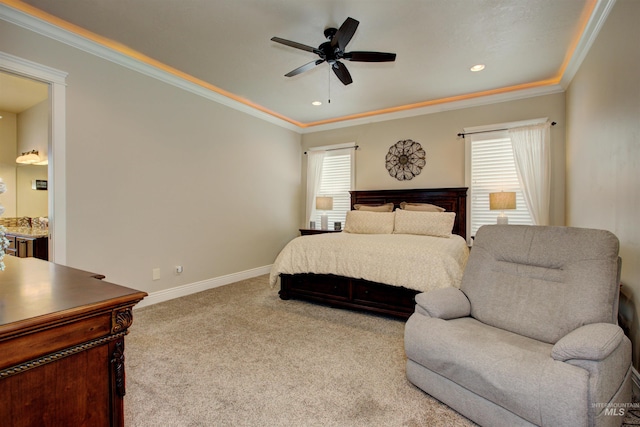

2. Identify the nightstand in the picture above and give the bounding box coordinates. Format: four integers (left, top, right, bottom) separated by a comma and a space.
299, 228, 342, 236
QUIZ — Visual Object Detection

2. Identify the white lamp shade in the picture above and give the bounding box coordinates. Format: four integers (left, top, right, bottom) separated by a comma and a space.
316, 196, 333, 211
489, 192, 516, 211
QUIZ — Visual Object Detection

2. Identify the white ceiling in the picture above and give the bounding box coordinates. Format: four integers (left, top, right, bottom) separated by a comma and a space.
2, 0, 610, 128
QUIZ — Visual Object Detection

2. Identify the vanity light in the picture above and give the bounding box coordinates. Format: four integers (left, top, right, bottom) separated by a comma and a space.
16, 150, 41, 164
312, 101, 322, 106
470, 64, 485, 72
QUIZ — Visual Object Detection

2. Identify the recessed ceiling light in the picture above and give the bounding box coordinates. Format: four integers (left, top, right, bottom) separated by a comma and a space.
470, 64, 485, 72
312, 101, 322, 106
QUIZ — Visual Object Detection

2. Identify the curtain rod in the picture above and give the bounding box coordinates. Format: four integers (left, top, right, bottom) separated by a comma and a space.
457, 121, 556, 139
304, 145, 359, 155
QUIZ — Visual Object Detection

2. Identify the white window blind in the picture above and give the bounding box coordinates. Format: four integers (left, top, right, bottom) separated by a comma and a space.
470, 137, 533, 236
312, 149, 353, 227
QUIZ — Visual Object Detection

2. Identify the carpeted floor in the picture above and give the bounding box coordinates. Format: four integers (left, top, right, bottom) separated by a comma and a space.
124, 275, 475, 427
124, 274, 638, 426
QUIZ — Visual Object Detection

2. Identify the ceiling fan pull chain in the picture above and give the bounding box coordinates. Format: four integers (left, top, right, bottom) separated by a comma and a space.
328, 67, 331, 104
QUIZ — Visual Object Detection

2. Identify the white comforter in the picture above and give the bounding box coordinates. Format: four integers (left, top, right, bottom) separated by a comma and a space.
269, 232, 469, 293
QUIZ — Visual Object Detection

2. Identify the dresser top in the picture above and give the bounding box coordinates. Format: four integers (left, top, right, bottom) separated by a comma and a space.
0, 256, 147, 335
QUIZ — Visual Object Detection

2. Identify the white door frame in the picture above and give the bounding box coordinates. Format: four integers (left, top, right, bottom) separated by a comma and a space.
0, 51, 68, 265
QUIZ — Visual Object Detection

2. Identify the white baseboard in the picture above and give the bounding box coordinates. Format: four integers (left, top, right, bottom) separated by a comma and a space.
135, 264, 272, 309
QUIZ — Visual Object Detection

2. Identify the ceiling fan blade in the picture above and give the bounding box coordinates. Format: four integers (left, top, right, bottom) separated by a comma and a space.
332, 61, 353, 85
285, 60, 325, 77
271, 37, 318, 53
343, 51, 397, 62
332, 17, 359, 50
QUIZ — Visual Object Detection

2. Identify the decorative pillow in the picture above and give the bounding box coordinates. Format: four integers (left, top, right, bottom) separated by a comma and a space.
399, 202, 445, 212
393, 209, 456, 237
353, 203, 394, 212
344, 210, 395, 234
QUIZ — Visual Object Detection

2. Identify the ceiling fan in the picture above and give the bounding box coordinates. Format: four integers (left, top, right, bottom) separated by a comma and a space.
271, 17, 396, 86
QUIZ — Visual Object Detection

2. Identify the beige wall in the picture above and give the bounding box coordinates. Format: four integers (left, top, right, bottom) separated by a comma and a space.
17, 99, 48, 162
302, 93, 566, 228
16, 165, 47, 217
0, 21, 302, 294
566, 0, 640, 367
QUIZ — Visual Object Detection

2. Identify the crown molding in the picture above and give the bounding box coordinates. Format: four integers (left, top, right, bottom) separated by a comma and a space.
300, 84, 565, 134
560, 0, 616, 88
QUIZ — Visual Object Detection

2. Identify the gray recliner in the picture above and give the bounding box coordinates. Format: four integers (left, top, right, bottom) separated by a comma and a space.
404, 225, 632, 427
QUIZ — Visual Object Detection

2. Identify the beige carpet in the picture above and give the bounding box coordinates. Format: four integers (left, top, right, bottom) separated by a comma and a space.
124, 275, 475, 427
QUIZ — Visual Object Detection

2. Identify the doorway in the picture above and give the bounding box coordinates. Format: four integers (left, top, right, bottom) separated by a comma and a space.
0, 51, 67, 264
0, 71, 49, 259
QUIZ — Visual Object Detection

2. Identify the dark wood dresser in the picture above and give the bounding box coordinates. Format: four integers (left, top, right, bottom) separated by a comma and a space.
0, 256, 147, 426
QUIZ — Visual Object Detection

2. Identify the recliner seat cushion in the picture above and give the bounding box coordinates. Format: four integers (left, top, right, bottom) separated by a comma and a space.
405, 315, 589, 426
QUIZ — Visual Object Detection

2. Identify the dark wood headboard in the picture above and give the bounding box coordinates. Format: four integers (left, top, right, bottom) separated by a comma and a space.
350, 187, 468, 240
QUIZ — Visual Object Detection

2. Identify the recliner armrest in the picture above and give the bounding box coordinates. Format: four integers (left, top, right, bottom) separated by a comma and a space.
414, 287, 471, 319
551, 323, 625, 362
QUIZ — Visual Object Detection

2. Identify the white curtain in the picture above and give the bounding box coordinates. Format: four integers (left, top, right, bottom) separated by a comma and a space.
306, 150, 326, 226
508, 122, 551, 225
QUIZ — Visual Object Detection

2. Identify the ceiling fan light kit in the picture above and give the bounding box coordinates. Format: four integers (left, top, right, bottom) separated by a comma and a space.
271, 17, 396, 86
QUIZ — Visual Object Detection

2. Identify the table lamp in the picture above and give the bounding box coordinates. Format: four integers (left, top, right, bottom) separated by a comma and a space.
489, 191, 516, 225
316, 196, 333, 230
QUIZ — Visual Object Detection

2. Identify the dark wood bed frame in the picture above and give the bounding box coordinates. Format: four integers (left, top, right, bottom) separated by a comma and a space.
279, 187, 468, 319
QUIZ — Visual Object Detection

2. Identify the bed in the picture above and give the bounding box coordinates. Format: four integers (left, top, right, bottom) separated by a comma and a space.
271, 187, 468, 319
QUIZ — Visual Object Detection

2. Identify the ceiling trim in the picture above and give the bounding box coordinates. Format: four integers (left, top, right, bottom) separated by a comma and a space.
0, 0, 614, 134
300, 84, 565, 134
560, 0, 616, 88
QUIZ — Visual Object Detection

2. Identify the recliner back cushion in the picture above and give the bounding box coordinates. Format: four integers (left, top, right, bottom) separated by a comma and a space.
462, 225, 620, 344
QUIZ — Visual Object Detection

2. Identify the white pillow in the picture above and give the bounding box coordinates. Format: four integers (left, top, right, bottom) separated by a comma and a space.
393, 209, 456, 237
344, 210, 395, 234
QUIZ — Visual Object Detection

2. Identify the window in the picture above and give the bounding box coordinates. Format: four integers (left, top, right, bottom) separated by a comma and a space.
467, 133, 533, 237
308, 147, 354, 227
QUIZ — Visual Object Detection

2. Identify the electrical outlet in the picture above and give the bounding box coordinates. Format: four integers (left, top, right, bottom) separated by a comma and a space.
152, 268, 160, 281
175, 265, 183, 274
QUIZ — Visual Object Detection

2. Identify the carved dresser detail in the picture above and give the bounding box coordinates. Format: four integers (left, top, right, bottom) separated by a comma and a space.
0, 256, 147, 427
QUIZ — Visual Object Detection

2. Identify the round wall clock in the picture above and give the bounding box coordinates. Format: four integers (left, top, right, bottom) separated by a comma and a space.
385, 139, 426, 181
